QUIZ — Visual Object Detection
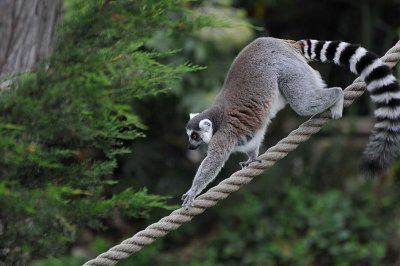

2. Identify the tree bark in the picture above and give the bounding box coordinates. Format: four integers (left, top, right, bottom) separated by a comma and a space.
0, 0, 63, 77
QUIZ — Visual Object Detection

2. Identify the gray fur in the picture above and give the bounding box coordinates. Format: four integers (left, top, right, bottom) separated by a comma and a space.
182, 37, 346, 207
183, 37, 400, 206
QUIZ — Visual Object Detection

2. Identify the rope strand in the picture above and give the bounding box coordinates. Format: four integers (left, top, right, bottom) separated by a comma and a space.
83, 41, 400, 266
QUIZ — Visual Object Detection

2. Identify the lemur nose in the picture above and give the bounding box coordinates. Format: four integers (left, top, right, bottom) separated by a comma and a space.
187, 144, 197, 150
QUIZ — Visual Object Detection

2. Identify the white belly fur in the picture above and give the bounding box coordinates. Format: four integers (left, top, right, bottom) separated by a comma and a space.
269, 90, 287, 119
234, 126, 266, 153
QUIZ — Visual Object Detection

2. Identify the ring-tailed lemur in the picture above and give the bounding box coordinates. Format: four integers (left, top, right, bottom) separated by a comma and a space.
183, 37, 400, 207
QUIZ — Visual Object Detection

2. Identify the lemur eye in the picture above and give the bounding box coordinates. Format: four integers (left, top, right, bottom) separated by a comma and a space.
191, 133, 199, 140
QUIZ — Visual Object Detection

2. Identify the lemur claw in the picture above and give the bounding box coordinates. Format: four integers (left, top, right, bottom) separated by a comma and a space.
181, 189, 196, 208
239, 161, 247, 168
239, 159, 262, 168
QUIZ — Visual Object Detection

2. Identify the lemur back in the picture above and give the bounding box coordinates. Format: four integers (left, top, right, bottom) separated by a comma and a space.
215, 38, 325, 136
182, 37, 400, 207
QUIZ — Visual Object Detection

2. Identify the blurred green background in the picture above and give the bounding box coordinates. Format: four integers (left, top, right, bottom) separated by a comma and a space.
0, 0, 400, 265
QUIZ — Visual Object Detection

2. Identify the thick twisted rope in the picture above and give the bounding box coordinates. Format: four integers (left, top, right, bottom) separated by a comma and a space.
83, 41, 400, 266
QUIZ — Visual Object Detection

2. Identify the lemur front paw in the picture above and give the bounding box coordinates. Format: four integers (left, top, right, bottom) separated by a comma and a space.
181, 189, 197, 208
239, 161, 247, 168
239, 159, 262, 168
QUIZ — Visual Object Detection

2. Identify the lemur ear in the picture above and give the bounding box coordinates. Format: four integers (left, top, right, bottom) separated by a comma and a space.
190, 113, 199, 119
199, 119, 212, 132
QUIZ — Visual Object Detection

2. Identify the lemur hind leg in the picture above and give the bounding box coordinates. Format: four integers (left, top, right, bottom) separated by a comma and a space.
281, 78, 344, 119
280, 64, 344, 119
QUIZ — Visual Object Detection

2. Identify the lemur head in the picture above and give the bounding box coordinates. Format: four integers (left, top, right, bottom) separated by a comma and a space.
186, 112, 213, 150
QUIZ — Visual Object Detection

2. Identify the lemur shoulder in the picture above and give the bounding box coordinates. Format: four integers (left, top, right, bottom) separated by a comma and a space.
183, 37, 400, 207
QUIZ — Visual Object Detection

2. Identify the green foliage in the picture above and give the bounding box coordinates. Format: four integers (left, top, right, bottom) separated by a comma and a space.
135, 175, 398, 266
3, 0, 400, 265
0, 0, 209, 264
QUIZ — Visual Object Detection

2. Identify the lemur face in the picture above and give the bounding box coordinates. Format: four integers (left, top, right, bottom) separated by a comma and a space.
186, 117, 213, 150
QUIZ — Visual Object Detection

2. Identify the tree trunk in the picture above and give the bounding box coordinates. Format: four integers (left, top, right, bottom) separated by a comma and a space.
0, 0, 63, 77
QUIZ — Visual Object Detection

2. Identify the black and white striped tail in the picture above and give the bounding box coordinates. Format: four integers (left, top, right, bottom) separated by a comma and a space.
300, 39, 400, 176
